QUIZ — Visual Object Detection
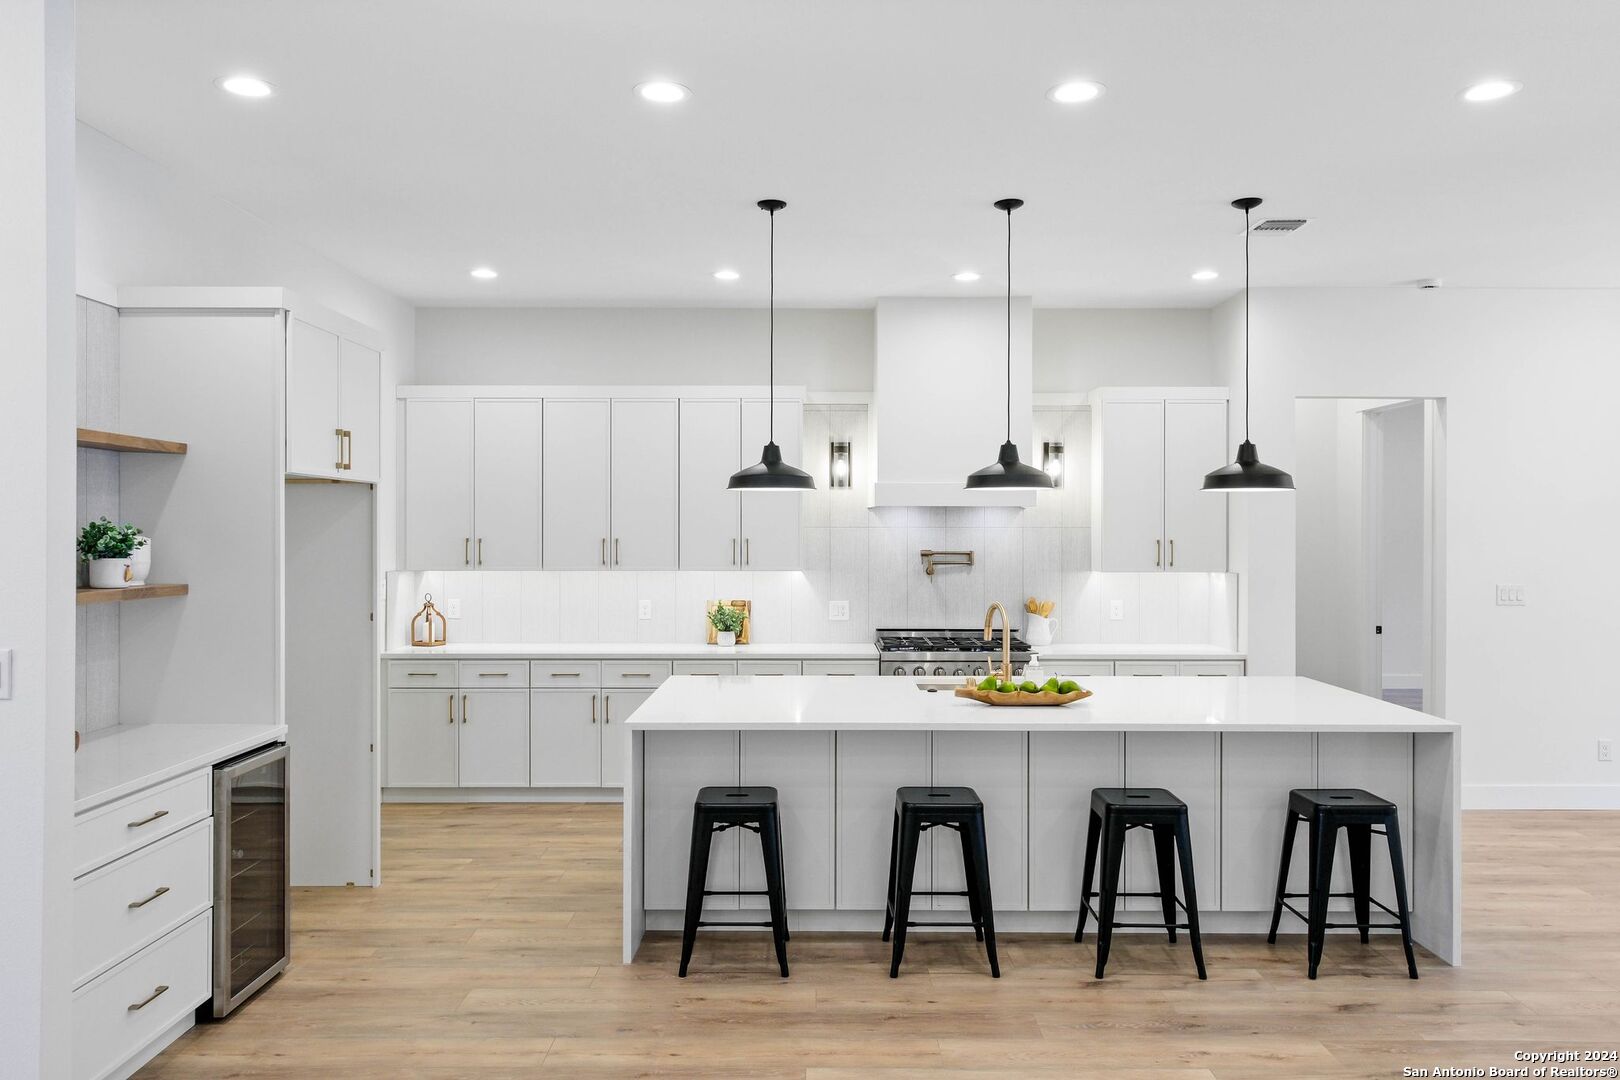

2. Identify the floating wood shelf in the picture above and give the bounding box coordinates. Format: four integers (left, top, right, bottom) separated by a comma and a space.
76, 428, 187, 454
76, 584, 189, 605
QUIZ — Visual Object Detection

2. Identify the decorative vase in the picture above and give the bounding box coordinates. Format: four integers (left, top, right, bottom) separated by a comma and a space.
88, 557, 134, 589
1024, 613, 1054, 647
716, 631, 737, 648
127, 538, 152, 586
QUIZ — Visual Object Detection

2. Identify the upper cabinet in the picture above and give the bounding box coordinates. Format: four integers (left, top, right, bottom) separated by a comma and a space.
610, 399, 679, 569
739, 398, 802, 570
542, 399, 612, 568
285, 313, 381, 482
678, 397, 803, 570
474, 399, 542, 568
1090, 389, 1228, 573
404, 399, 475, 569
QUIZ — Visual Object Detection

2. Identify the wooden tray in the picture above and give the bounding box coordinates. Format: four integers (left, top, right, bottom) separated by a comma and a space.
954, 686, 1093, 707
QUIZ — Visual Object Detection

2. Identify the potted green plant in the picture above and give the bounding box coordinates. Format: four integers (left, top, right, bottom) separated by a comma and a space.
708, 603, 745, 648
78, 517, 146, 589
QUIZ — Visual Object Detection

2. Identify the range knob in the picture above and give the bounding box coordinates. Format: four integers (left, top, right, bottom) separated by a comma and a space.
912, 666, 927, 677
891, 665, 907, 676
932, 666, 946, 676
951, 667, 966, 676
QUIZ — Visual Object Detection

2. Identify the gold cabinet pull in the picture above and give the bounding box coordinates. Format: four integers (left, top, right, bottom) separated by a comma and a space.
591, 696, 597, 724
604, 695, 611, 724
335, 427, 345, 471
128, 985, 169, 1011
476, 672, 507, 678
745, 538, 751, 565
461, 694, 468, 723
477, 537, 483, 566
406, 672, 437, 677
600, 538, 607, 565
448, 694, 455, 724
128, 885, 170, 909
1155, 539, 1161, 567
614, 538, 620, 565
126, 809, 169, 829
464, 538, 470, 566
549, 672, 581, 678
732, 538, 737, 565
1169, 538, 1175, 567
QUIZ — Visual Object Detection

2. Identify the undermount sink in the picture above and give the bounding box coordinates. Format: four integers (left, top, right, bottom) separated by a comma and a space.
915, 677, 966, 693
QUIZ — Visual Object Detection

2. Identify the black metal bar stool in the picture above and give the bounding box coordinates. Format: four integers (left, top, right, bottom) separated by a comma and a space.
881, 786, 999, 979
678, 785, 789, 978
1075, 787, 1207, 980
1267, 788, 1417, 980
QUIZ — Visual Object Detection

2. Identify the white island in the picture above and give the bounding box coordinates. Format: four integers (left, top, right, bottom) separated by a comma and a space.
623, 675, 1460, 967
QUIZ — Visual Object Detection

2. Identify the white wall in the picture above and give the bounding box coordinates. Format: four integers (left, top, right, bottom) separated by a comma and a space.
1222, 287, 1620, 808
1034, 308, 1213, 391
0, 1, 76, 1074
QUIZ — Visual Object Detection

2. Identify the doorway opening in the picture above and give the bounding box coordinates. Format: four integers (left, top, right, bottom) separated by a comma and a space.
1293, 398, 1446, 715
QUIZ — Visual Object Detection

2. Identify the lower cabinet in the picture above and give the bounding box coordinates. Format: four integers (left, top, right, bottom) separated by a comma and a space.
530, 689, 601, 786
458, 689, 529, 787
643, 731, 742, 910
1027, 731, 1125, 911
73, 911, 212, 1080
1122, 731, 1221, 911
739, 730, 836, 911
601, 689, 651, 787
386, 689, 459, 787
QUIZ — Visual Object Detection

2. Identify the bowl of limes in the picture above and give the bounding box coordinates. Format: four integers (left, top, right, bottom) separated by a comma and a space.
954, 674, 1092, 707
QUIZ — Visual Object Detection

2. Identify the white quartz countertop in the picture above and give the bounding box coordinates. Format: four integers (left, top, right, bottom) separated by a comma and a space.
76, 722, 288, 814
626, 675, 1457, 734
381, 642, 1243, 662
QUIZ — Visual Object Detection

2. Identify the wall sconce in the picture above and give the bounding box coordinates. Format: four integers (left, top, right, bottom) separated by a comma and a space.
829, 441, 851, 488
1041, 441, 1065, 486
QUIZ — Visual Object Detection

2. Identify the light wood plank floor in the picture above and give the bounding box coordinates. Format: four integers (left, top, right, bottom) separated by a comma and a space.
140, 806, 1620, 1079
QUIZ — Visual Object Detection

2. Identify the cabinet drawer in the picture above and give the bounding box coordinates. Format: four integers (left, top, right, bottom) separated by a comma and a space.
738, 660, 801, 676
74, 771, 211, 879
1180, 661, 1245, 676
674, 660, 737, 676
458, 660, 529, 686
530, 660, 602, 685
73, 911, 211, 1080
602, 660, 672, 688
74, 819, 212, 989
1115, 661, 1181, 677
387, 660, 458, 688
1048, 660, 1115, 678
802, 661, 879, 677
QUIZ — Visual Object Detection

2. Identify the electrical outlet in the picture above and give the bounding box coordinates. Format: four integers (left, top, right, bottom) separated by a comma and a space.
1109, 600, 1125, 621
828, 600, 850, 621
1495, 584, 1526, 606
1601, 739, 1614, 763
446, 598, 462, 619
638, 599, 653, 620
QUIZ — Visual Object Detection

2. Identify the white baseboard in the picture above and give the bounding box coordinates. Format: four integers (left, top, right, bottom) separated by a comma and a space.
1381, 674, 1423, 690
384, 787, 624, 804
1464, 783, 1620, 810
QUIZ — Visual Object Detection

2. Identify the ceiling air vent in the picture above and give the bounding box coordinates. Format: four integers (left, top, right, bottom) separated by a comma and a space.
1253, 218, 1307, 232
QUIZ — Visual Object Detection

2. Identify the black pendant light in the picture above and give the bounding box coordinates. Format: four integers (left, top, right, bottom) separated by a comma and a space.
1202, 197, 1296, 492
966, 198, 1054, 491
729, 198, 815, 491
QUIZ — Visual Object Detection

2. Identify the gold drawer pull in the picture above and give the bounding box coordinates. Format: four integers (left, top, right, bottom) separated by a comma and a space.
128, 885, 170, 909
127, 809, 169, 829
619, 672, 652, 678
406, 672, 439, 677
549, 672, 581, 678
476, 672, 509, 677
128, 985, 169, 1011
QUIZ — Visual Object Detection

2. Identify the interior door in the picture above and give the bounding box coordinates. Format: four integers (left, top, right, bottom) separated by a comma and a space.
337, 338, 381, 482
610, 399, 679, 569
473, 399, 542, 568
601, 689, 652, 787
542, 399, 612, 568
1162, 400, 1228, 571
385, 690, 458, 787
1097, 399, 1165, 572
739, 397, 803, 570
678, 399, 742, 570
458, 690, 530, 787
404, 398, 474, 568
529, 690, 600, 786
285, 316, 340, 478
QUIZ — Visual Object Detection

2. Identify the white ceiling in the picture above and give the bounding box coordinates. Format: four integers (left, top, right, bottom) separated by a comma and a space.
78, 0, 1620, 308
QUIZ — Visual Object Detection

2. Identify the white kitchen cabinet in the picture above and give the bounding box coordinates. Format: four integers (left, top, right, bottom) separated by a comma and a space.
1116, 661, 1180, 677
1090, 389, 1229, 573
835, 731, 931, 910
673, 660, 738, 676
739, 731, 836, 911
530, 689, 601, 787
738, 660, 801, 676
1028, 731, 1124, 911
1047, 660, 1116, 678
802, 661, 880, 676
404, 398, 474, 568
386, 689, 459, 787
601, 688, 652, 787
473, 399, 542, 568
643, 731, 741, 910
286, 315, 381, 481
542, 398, 612, 568
678, 398, 743, 569
1181, 661, 1246, 676
611, 399, 679, 569
458, 689, 530, 787
932, 731, 1027, 912
1318, 732, 1414, 911
1122, 731, 1220, 911
739, 398, 803, 569
1221, 732, 1314, 911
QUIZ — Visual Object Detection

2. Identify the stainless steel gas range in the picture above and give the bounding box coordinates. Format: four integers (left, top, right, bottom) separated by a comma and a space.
875, 628, 1031, 678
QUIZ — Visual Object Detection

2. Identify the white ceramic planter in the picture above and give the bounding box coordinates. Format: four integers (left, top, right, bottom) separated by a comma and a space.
87, 557, 134, 589
127, 538, 151, 586
715, 631, 737, 648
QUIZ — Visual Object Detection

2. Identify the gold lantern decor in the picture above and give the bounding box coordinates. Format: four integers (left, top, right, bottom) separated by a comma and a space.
411, 593, 448, 648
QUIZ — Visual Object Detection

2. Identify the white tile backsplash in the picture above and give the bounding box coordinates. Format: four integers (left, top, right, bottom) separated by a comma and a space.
386, 404, 1236, 650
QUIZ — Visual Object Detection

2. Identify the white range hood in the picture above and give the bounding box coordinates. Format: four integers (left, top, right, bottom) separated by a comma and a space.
870, 297, 1037, 507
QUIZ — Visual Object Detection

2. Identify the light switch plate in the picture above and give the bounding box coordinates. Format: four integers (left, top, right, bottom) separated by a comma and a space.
1495, 584, 1526, 606
1109, 600, 1125, 621
446, 599, 462, 619
638, 599, 653, 620
0, 648, 12, 700
828, 600, 850, 621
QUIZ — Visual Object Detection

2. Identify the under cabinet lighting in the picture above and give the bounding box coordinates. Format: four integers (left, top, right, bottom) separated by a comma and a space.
1041, 441, 1065, 485
830, 441, 852, 488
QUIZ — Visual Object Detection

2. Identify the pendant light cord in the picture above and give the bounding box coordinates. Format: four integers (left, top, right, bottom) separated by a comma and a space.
1243, 203, 1251, 443
1005, 204, 1013, 442
768, 204, 776, 444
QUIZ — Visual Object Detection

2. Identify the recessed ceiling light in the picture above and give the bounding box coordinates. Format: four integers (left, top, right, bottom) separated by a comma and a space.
1190, 269, 1219, 282
1047, 80, 1106, 104
713, 269, 740, 281
469, 267, 498, 280
217, 75, 274, 98
953, 270, 982, 283
1461, 79, 1521, 103
635, 81, 691, 104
